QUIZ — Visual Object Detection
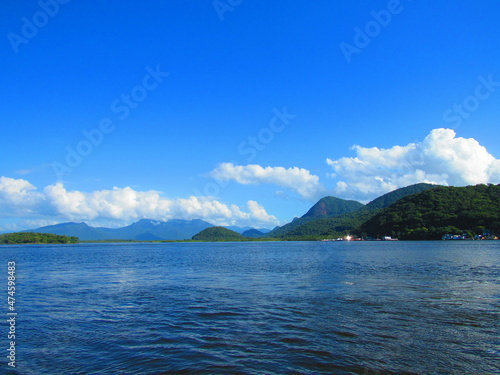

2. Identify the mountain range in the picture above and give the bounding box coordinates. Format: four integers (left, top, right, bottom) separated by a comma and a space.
25, 183, 437, 241
267, 183, 438, 239
25, 182, 499, 241
25, 219, 271, 241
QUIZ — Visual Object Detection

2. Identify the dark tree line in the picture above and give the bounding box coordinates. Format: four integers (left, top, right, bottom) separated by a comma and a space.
0, 232, 79, 244
361, 184, 500, 240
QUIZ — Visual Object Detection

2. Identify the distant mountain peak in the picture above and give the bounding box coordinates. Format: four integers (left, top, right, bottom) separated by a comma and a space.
302, 196, 364, 219
63, 222, 89, 227
27, 218, 214, 241
136, 218, 164, 225
242, 228, 264, 238
267, 183, 440, 239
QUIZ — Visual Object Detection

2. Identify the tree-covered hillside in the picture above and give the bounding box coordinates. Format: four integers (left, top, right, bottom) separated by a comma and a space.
192, 227, 246, 241
242, 228, 265, 238
361, 184, 500, 240
363, 183, 439, 211
267, 196, 364, 237
302, 196, 364, 218
278, 183, 438, 239
0, 232, 79, 244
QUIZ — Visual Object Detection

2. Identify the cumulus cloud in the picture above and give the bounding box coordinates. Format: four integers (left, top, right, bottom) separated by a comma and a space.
0, 177, 44, 215
327, 128, 500, 201
0, 179, 280, 229
209, 163, 324, 200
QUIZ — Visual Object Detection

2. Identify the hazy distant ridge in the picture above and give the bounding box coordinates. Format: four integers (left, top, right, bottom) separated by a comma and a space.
25, 219, 270, 241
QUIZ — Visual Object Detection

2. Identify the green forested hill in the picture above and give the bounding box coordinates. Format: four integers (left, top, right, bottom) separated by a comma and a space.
267, 196, 364, 237
361, 184, 500, 240
278, 183, 438, 239
192, 227, 246, 241
0, 232, 79, 244
302, 196, 364, 218
363, 183, 439, 211
242, 228, 265, 238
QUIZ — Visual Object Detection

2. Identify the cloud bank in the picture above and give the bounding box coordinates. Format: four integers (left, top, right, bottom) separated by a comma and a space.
209, 163, 324, 200
0, 178, 279, 230
327, 128, 500, 201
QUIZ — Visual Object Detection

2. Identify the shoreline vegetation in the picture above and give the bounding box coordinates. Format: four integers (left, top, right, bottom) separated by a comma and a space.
2, 183, 500, 244
1, 233, 498, 245
2, 237, 498, 245
0, 232, 79, 245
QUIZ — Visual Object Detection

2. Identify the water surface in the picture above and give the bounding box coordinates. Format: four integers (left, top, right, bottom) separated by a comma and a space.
2, 241, 499, 374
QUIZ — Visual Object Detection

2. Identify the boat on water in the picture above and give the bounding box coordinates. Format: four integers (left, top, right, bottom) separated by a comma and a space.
382, 236, 398, 241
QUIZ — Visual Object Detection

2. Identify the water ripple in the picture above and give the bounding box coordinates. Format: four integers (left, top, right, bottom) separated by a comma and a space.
2, 241, 499, 374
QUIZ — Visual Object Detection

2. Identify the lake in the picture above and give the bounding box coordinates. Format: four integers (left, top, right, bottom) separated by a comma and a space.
1, 241, 499, 374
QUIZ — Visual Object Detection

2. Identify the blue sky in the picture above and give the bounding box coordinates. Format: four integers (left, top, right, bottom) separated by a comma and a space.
1, 0, 500, 231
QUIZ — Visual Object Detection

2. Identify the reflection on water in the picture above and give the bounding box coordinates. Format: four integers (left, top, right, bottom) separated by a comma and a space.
2, 241, 499, 374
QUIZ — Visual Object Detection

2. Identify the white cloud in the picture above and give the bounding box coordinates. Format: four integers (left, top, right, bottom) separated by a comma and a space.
209, 163, 324, 200
0, 218, 62, 233
327, 128, 500, 201
0, 176, 44, 215
0, 179, 280, 230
